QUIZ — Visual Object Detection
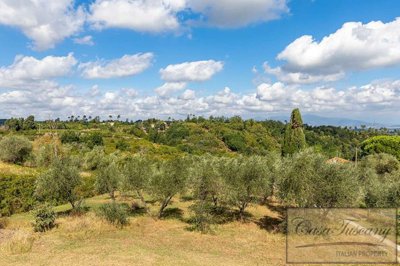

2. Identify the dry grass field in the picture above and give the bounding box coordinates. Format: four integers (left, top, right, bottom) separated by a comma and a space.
0, 194, 286, 266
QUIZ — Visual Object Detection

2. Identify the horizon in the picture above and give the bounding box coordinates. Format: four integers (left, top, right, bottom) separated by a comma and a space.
2, 112, 400, 128
1, 0, 400, 124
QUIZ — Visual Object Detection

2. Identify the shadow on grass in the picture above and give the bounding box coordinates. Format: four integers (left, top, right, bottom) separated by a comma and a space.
255, 200, 287, 233
56, 206, 91, 217
161, 207, 184, 220
256, 215, 285, 233
128, 205, 148, 217
180, 195, 195, 202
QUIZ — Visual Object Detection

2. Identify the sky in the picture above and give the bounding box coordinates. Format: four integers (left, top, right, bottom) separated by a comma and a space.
0, 0, 400, 124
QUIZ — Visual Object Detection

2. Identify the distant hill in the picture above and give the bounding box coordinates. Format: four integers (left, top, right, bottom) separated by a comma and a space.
270, 114, 386, 128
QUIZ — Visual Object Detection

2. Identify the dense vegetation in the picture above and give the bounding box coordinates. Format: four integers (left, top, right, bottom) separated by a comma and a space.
0, 110, 399, 233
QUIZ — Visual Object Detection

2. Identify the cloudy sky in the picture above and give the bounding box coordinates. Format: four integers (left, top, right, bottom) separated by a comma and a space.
0, 0, 400, 124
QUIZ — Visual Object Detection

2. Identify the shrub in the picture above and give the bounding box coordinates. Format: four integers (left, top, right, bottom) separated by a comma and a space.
222, 131, 246, 152
0, 175, 36, 216
32, 203, 56, 232
60, 131, 81, 144
83, 132, 104, 148
116, 140, 130, 151
32, 135, 63, 167
129, 126, 146, 138
83, 146, 105, 170
0, 135, 32, 164
97, 202, 128, 228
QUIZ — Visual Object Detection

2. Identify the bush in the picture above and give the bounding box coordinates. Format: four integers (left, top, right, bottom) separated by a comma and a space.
83, 146, 105, 170
0, 135, 32, 164
83, 132, 104, 148
116, 140, 130, 151
97, 202, 128, 228
32, 204, 56, 232
60, 131, 81, 144
222, 131, 246, 152
0, 175, 36, 216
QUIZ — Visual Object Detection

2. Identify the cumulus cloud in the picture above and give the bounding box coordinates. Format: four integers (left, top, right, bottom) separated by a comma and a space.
88, 0, 288, 34
155, 82, 187, 97
0, 0, 85, 50
79, 53, 153, 79
179, 89, 195, 100
0, 53, 77, 88
73, 35, 95, 46
0, 0, 288, 50
266, 18, 400, 84
88, 0, 185, 32
1, 80, 400, 121
160, 60, 223, 82
187, 0, 288, 28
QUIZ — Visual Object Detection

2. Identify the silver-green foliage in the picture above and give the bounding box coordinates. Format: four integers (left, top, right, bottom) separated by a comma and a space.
0, 135, 32, 164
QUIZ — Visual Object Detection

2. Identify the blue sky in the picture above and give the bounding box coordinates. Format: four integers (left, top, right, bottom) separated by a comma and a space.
0, 0, 400, 124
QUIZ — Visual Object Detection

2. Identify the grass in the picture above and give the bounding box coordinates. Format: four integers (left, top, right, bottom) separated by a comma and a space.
0, 161, 39, 177
2, 193, 394, 265
1, 192, 288, 266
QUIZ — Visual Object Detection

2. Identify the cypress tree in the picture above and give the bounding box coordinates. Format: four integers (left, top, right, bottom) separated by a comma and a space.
282, 108, 306, 155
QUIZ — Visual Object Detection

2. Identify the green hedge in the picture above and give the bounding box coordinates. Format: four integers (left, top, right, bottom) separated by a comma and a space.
0, 174, 36, 216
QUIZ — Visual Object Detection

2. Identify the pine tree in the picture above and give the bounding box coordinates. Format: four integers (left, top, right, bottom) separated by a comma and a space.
282, 108, 306, 155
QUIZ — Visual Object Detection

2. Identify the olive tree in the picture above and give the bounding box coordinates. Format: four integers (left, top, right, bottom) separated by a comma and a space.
121, 155, 152, 211
0, 135, 32, 164
223, 156, 271, 220
191, 155, 227, 206
359, 154, 400, 207
95, 154, 122, 200
278, 149, 324, 207
278, 149, 362, 208
35, 157, 81, 209
149, 156, 189, 218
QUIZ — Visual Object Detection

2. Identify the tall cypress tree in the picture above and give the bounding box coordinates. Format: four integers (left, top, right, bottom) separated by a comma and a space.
282, 108, 306, 155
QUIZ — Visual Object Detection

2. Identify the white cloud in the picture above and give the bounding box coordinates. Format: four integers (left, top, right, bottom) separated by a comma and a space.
187, 0, 288, 28
180, 89, 195, 100
0, 0, 85, 50
121, 88, 139, 97
160, 60, 223, 82
88, 0, 185, 33
74, 35, 95, 46
267, 18, 400, 84
155, 82, 187, 96
79, 53, 153, 79
88, 0, 288, 34
1, 76, 399, 123
256, 82, 287, 101
0, 53, 77, 88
